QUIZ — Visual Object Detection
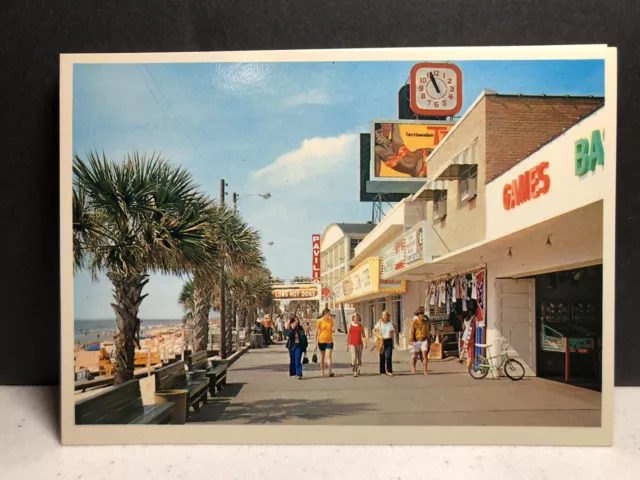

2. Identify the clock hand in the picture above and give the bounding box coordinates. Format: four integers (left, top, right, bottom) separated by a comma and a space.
429, 72, 441, 94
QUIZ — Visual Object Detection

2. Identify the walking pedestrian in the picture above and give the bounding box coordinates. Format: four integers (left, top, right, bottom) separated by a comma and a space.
314, 308, 335, 377
410, 308, 431, 375
285, 316, 307, 379
373, 311, 395, 376
276, 314, 284, 342
347, 313, 367, 377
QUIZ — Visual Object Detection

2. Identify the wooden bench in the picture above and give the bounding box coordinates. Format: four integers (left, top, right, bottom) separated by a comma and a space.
75, 379, 173, 425
186, 350, 228, 397
154, 360, 208, 418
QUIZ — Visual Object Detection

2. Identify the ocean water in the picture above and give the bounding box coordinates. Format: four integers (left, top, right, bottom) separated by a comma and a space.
74, 318, 183, 345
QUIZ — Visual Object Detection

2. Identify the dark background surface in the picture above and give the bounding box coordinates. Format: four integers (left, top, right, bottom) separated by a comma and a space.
0, 0, 638, 386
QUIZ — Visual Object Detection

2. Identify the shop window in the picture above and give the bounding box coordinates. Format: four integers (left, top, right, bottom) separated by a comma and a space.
459, 164, 478, 205
350, 238, 361, 259
433, 190, 448, 221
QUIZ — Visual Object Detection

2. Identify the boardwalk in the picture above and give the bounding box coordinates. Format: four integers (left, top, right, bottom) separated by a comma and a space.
191, 333, 601, 427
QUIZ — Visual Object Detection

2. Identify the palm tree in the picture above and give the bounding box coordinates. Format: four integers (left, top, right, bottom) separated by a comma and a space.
73, 152, 214, 385
178, 279, 195, 327
191, 204, 264, 357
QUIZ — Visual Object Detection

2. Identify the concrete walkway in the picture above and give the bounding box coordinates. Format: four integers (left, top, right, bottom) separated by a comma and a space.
191, 333, 601, 426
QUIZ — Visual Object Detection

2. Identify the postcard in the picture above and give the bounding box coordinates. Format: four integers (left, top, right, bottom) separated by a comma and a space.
61, 45, 617, 445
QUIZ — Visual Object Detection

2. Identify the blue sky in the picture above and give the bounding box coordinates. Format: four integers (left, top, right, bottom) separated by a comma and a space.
72, 59, 604, 320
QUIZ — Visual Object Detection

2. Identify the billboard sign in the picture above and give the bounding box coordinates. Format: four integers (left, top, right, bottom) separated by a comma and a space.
371, 120, 454, 181
272, 284, 321, 301
312, 234, 321, 280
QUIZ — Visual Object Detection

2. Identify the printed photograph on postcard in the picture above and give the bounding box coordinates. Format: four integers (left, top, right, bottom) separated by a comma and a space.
60, 46, 617, 445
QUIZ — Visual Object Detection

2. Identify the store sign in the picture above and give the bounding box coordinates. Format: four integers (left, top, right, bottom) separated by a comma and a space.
382, 237, 405, 274
502, 161, 551, 211
312, 234, 321, 280
334, 257, 407, 303
272, 284, 321, 301
575, 129, 605, 177
486, 106, 609, 241
405, 223, 425, 265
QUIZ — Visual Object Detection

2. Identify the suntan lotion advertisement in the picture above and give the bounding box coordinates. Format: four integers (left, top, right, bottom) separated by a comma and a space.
371, 121, 453, 180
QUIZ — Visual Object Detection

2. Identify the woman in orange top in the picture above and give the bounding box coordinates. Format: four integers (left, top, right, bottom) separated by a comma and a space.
346, 313, 367, 377
314, 308, 335, 377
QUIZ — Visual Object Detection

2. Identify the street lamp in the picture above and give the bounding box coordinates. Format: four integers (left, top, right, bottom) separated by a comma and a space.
232, 192, 271, 209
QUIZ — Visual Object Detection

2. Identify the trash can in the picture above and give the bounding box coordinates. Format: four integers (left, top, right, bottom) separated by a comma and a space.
155, 390, 188, 425
250, 333, 263, 349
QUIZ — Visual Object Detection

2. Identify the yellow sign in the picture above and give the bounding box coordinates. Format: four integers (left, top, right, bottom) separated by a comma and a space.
334, 257, 407, 304
373, 121, 454, 179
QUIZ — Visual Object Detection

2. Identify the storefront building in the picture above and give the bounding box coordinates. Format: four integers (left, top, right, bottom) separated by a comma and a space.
319, 223, 374, 309
379, 91, 606, 385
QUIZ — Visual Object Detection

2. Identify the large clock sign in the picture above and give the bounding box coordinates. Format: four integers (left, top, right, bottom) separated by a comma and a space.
410, 63, 463, 117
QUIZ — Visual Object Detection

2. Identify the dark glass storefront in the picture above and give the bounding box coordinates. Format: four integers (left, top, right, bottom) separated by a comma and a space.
535, 264, 602, 390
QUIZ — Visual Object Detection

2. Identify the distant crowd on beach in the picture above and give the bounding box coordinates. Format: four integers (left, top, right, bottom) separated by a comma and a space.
252, 306, 434, 380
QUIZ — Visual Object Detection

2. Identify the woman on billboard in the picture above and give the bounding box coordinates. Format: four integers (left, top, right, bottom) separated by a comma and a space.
374, 122, 431, 178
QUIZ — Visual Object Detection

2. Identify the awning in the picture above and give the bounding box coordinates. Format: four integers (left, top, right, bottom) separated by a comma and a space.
413, 180, 449, 201
430, 148, 478, 181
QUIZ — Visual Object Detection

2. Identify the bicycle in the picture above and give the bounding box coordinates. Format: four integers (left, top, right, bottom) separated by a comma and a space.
468, 330, 525, 381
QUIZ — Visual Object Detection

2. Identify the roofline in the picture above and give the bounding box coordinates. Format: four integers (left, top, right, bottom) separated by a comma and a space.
486, 93, 604, 100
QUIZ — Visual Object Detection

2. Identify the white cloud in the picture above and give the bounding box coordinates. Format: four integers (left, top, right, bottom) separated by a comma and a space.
250, 133, 358, 187
281, 89, 332, 108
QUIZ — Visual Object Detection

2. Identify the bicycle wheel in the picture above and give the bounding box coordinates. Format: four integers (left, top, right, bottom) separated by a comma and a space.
504, 358, 525, 381
468, 357, 490, 379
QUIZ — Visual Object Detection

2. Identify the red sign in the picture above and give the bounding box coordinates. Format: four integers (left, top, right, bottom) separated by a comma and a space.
322, 286, 332, 298
312, 234, 321, 280
503, 161, 551, 211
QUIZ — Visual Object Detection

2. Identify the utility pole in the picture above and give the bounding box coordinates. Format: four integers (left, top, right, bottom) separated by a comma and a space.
231, 192, 238, 345
219, 179, 227, 358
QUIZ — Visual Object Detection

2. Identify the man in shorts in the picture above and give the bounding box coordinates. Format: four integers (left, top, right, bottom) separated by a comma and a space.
410, 307, 431, 375
315, 308, 335, 377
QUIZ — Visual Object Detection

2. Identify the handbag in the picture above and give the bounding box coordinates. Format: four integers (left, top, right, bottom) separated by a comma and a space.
302, 352, 309, 364
311, 352, 318, 363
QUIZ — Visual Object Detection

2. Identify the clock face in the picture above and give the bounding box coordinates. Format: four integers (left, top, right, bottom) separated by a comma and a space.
410, 63, 463, 117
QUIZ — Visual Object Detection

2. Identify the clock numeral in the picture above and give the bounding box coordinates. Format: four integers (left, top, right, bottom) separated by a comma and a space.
448, 94, 454, 100
420, 93, 426, 100
418, 85, 424, 92
419, 77, 427, 84
448, 78, 453, 84
450, 86, 455, 93
442, 100, 447, 106
433, 71, 440, 77
434, 101, 440, 107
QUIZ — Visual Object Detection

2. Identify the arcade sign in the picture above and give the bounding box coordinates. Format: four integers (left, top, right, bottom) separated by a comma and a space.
503, 161, 551, 211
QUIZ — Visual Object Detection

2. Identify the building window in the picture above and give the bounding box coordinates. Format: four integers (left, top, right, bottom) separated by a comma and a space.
433, 190, 448, 221
350, 238, 361, 259
459, 164, 478, 204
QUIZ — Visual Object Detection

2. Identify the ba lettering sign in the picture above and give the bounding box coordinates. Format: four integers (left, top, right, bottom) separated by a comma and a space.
312, 234, 321, 280
575, 129, 605, 177
502, 161, 550, 211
